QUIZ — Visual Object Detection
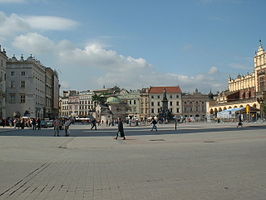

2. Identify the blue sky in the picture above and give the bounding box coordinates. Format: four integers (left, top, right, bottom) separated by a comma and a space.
0, 0, 265, 93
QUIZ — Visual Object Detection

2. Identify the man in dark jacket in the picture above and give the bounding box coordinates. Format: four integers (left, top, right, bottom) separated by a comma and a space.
115, 118, 126, 140
91, 118, 97, 130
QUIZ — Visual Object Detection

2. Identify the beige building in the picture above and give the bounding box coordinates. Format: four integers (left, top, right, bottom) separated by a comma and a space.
148, 86, 182, 117
139, 88, 150, 120
182, 89, 210, 121
59, 90, 95, 118
6, 55, 59, 118
118, 89, 141, 119
78, 90, 94, 117
0, 46, 7, 118
209, 42, 266, 117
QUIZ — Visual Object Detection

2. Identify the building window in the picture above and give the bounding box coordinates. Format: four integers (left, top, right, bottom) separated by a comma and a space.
20, 94, 25, 103
176, 108, 179, 113
21, 71, 25, 76
151, 108, 154, 113
21, 81, 25, 88
151, 102, 154, 106
170, 101, 172, 106
134, 100, 136, 104
10, 94, 15, 104
170, 108, 173, 112
176, 101, 179, 106
157, 95, 160, 99
157, 102, 160, 106
176, 95, 179, 98
11, 81, 15, 88
151, 96, 154, 99
11, 71, 15, 76
170, 95, 172, 98
158, 108, 160, 113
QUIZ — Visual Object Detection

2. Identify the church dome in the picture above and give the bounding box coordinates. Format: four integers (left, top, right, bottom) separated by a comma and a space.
106, 96, 121, 104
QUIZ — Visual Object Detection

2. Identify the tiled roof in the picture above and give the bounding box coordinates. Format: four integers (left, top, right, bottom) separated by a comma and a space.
149, 86, 182, 94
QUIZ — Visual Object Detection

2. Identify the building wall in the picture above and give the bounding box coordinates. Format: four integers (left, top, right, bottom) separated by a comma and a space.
148, 86, 182, 117
139, 88, 150, 120
78, 91, 94, 117
6, 55, 57, 119
254, 44, 266, 93
209, 43, 266, 116
52, 71, 59, 117
118, 90, 141, 119
228, 74, 255, 92
45, 68, 53, 118
182, 90, 209, 120
0, 46, 7, 118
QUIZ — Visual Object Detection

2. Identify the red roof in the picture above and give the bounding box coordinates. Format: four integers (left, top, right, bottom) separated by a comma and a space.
149, 86, 182, 94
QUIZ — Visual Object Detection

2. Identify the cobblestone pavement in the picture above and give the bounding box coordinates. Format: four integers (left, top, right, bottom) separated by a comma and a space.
0, 124, 266, 199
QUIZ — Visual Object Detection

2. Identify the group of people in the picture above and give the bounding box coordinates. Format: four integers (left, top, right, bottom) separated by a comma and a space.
0, 117, 42, 130
53, 118, 72, 137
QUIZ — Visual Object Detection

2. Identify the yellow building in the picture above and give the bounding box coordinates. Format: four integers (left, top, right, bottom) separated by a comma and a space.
209, 41, 266, 118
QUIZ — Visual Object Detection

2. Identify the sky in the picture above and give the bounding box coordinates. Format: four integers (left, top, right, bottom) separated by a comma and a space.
0, 0, 265, 93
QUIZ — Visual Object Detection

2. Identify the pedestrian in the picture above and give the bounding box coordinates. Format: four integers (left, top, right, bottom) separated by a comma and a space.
13, 118, 17, 129
32, 118, 36, 130
53, 118, 61, 136
64, 119, 72, 136
20, 119, 25, 129
115, 118, 126, 140
237, 115, 243, 128
91, 118, 97, 130
37, 118, 41, 130
150, 117, 158, 131
2, 119, 5, 128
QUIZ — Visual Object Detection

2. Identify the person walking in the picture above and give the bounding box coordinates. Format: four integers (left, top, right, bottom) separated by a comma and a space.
91, 118, 97, 130
115, 118, 126, 140
151, 117, 158, 131
64, 119, 72, 136
13, 118, 17, 129
37, 118, 41, 130
53, 118, 61, 136
32, 118, 37, 130
237, 114, 243, 128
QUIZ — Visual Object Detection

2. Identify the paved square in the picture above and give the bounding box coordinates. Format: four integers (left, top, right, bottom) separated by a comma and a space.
0, 123, 266, 199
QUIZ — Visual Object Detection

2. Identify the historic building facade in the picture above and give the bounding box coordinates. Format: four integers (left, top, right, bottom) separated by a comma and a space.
0, 46, 7, 118
6, 55, 59, 118
139, 88, 150, 120
118, 89, 141, 119
59, 90, 95, 118
208, 42, 266, 118
148, 86, 182, 117
78, 90, 94, 117
182, 89, 210, 121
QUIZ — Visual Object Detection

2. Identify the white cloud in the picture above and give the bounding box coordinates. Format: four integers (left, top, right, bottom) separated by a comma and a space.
0, 12, 78, 40
0, 12, 30, 37
12, 32, 226, 92
24, 16, 78, 31
12, 32, 55, 54
208, 66, 218, 74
